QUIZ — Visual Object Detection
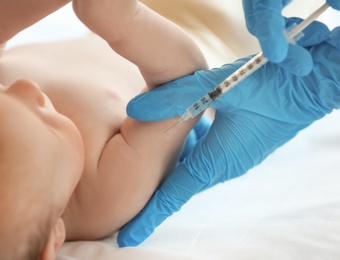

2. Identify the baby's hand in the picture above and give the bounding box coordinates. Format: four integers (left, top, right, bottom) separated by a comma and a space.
72, 0, 139, 42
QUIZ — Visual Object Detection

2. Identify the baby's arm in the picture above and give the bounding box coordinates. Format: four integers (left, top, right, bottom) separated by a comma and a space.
0, 0, 70, 45
73, 0, 207, 87
65, 1, 208, 240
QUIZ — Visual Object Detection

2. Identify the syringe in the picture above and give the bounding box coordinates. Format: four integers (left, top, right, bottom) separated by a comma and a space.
165, 2, 329, 133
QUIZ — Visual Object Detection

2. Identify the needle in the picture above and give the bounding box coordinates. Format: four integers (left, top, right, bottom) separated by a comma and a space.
162, 119, 183, 134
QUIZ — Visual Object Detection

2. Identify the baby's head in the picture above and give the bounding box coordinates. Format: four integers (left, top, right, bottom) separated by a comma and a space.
0, 80, 84, 259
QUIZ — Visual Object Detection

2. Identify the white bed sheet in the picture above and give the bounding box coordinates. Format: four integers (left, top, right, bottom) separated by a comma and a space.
6, 2, 340, 260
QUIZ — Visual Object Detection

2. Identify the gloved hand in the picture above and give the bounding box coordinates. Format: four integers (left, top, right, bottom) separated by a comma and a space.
242, 0, 339, 75
117, 25, 339, 247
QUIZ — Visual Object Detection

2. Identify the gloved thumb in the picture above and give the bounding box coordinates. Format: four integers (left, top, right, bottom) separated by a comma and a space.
127, 74, 209, 121
127, 61, 247, 121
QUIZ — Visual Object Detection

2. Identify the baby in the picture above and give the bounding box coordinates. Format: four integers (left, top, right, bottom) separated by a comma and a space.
0, 0, 207, 259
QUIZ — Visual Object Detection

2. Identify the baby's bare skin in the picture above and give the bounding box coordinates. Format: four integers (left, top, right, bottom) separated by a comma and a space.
0, 0, 207, 242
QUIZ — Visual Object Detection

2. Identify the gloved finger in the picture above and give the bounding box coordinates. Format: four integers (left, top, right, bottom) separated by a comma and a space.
179, 115, 212, 162
275, 18, 330, 76
285, 17, 330, 47
327, 0, 340, 10
328, 27, 340, 49
179, 129, 197, 162
243, 0, 289, 63
117, 164, 202, 247
277, 44, 313, 76
242, 0, 290, 36
192, 115, 212, 140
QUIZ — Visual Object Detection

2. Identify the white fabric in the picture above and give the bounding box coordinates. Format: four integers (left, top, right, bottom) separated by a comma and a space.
6, 2, 340, 260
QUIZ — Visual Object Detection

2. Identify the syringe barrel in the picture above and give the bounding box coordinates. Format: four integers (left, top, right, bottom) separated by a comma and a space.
178, 2, 329, 125
208, 52, 268, 102
184, 94, 214, 119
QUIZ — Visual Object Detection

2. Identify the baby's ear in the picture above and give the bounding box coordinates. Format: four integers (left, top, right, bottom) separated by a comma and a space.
39, 218, 66, 260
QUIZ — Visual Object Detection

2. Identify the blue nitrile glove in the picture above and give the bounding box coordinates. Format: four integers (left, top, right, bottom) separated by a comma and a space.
242, 0, 339, 75
327, 0, 340, 10
180, 116, 212, 162
117, 25, 339, 247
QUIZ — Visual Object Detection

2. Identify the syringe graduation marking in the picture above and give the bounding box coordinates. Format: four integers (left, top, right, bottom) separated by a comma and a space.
207, 52, 267, 104
189, 52, 268, 118
209, 86, 223, 101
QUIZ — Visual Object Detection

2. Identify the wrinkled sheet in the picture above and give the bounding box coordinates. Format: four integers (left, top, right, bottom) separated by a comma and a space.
7, 2, 340, 260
